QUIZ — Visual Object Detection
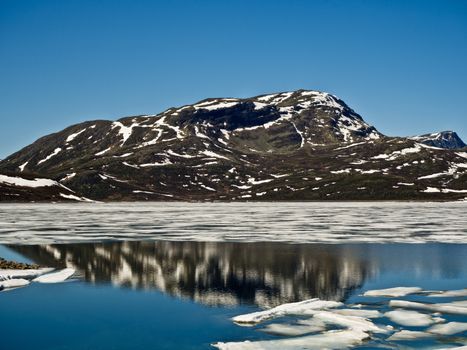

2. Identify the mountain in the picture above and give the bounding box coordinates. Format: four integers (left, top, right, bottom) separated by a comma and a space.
1, 89, 466, 201
411, 131, 466, 149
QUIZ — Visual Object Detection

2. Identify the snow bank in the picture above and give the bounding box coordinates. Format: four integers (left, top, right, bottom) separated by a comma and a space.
0, 175, 58, 188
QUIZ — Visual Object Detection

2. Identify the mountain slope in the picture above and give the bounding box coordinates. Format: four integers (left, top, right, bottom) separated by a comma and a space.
1, 90, 466, 201
0, 172, 91, 202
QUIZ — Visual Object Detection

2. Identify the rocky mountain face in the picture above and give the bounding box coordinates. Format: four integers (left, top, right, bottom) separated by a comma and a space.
411, 131, 466, 149
1, 89, 466, 201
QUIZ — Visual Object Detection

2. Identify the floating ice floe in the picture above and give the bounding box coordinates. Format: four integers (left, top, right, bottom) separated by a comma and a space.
363, 286, 422, 297
33, 268, 76, 283
0, 267, 54, 280
331, 308, 382, 318
232, 298, 342, 324
387, 330, 434, 341
384, 310, 443, 327
427, 289, 467, 298
214, 284, 467, 349
213, 329, 369, 350
428, 322, 467, 336
261, 322, 325, 336
0, 278, 30, 289
0, 267, 76, 291
389, 300, 467, 315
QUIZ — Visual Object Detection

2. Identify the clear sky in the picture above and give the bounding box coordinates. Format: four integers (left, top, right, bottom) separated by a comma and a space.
1, 0, 466, 158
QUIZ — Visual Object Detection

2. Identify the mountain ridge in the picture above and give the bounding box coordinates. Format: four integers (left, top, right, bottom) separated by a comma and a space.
1, 89, 466, 202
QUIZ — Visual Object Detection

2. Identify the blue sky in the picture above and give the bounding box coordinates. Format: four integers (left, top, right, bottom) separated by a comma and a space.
1, 0, 466, 158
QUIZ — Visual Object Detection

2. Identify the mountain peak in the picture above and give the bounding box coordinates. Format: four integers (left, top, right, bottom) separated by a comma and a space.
1, 90, 466, 202
411, 131, 466, 149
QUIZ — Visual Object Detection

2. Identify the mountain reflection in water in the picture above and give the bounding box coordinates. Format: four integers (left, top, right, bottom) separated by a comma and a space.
10, 242, 466, 308
11, 241, 372, 306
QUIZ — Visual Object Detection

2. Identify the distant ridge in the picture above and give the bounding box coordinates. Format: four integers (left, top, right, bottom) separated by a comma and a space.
1, 89, 466, 201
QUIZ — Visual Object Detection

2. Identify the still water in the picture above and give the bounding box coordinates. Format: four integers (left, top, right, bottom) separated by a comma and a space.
1, 203, 467, 349
1, 241, 467, 349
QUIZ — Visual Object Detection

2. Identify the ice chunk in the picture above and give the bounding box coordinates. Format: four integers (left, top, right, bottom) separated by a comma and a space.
387, 330, 434, 341
427, 289, 467, 297
389, 300, 467, 315
261, 322, 325, 336
428, 322, 467, 335
384, 310, 440, 327
0, 278, 30, 290
363, 286, 422, 297
331, 309, 382, 318
32, 268, 75, 283
0, 268, 54, 280
313, 311, 385, 333
232, 298, 342, 324
213, 329, 369, 350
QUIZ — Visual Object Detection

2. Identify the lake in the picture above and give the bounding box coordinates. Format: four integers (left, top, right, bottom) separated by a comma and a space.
1, 202, 466, 349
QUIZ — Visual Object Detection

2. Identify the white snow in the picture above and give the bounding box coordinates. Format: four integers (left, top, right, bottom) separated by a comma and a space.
65, 129, 86, 142
291, 122, 305, 148
60, 173, 76, 182
422, 187, 441, 193
455, 152, 467, 159
167, 150, 197, 158
18, 161, 29, 172
194, 100, 239, 111
95, 147, 112, 156
0, 174, 59, 188
140, 159, 173, 167
232, 298, 342, 324
363, 286, 421, 297
32, 268, 75, 283
37, 147, 62, 165
200, 150, 229, 160
111, 122, 136, 145
247, 178, 273, 185
200, 184, 216, 192
0, 268, 54, 280
116, 152, 134, 158
194, 125, 211, 140
59, 193, 89, 202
